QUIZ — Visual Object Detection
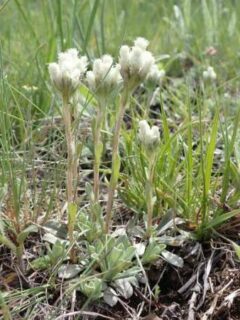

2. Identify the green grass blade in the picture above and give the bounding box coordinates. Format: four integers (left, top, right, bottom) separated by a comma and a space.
204, 110, 219, 197
83, 0, 100, 52
13, 0, 40, 46
56, 0, 65, 50
206, 209, 240, 230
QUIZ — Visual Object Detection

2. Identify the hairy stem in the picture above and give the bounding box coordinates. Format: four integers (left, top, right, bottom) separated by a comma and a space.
62, 94, 77, 262
105, 88, 129, 233
63, 96, 74, 203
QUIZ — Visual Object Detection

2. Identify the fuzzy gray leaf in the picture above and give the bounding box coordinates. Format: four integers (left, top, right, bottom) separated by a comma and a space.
161, 250, 184, 268
103, 287, 118, 307
114, 278, 133, 299
58, 264, 82, 279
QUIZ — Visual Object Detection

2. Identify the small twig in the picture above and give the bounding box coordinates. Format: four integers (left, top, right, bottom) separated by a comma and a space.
135, 252, 154, 311
196, 251, 215, 310
202, 279, 233, 320
118, 298, 137, 319
201, 294, 219, 320
219, 288, 240, 309
187, 284, 201, 320
178, 262, 204, 295
134, 287, 157, 307
70, 289, 76, 320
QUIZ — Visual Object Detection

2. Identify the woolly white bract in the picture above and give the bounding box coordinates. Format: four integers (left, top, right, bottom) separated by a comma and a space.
86, 55, 122, 96
119, 37, 155, 88
138, 120, 160, 151
48, 48, 88, 97
203, 66, 217, 80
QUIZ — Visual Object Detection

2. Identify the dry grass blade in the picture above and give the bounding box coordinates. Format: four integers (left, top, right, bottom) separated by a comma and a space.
202, 279, 233, 320
55, 310, 116, 320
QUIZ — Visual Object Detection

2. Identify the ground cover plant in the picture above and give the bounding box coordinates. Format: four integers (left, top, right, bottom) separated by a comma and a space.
1, 0, 240, 319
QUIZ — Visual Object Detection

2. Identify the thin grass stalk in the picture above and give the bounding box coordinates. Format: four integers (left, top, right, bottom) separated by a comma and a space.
0, 291, 12, 320
198, 97, 207, 229
146, 154, 156, 237
93, 104, 104, 204
186, 95, 193, 220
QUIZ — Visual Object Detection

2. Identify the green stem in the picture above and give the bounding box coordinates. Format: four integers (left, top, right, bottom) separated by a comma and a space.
199, 97, 207, 227
105, 88, 129, 233
93, 105, 104, 204
146, 154, 155, 237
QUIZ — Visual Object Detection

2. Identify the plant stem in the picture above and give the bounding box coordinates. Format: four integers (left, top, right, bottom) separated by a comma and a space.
62, 94, 77, 262
105, 88, 129, 233
93, 105, 104, 204
62, 95, 76, 203
146, 154, 155, 237
16, 243, 24, 272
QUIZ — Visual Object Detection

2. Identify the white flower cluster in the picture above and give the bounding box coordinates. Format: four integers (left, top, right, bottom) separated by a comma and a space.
119, 37, 155, 88
49, 37, 160, 99
86, 55, 122, 97
147, 64, 165, 84
138, 120, 160, 151
48, 48, 88, 96
203, 66, 217, 81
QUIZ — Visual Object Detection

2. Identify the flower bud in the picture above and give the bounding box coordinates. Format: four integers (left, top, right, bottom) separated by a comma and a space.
138, 120, 160, 152
203, 66, 217, 80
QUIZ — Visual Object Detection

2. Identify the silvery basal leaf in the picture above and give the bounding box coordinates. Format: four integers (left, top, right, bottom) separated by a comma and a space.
161, 250, 184, 268
114, 278, 133, 299
58, 264, 82, 279
103, 287, 118, 307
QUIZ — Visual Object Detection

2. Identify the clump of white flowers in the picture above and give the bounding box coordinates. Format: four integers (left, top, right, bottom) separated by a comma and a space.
147, 64, 165, 85
48, 48, 88, 97
119, 37, 155, 89
48, 37, 162, 236
86, 55, 122, 97
203, 66, 217, 81
138, 120, 160, 152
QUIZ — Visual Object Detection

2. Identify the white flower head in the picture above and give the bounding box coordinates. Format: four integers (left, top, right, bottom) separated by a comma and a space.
138, 120, 160, 152
119, 37, 155, 89
203, 66, 217, 81
86, 54, 122, 97
147, 64, 165, 84
134, 37, 149, 50
48, 48, 88, 97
